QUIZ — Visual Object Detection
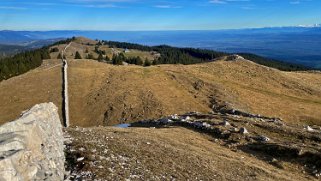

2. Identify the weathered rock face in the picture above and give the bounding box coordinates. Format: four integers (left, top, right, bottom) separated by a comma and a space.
0, 103, 65, 181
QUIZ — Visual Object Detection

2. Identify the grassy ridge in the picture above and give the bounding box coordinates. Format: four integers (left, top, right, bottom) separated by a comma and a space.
103, 40, 312, 71
0, 37, 315, 82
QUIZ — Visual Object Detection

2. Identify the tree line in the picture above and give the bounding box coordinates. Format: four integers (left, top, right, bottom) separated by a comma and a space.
74, 45, 153, 66
103, 41, 228, 65
111, 53, 152, 66
0, 37, 77, 81
0, 47, 50, 81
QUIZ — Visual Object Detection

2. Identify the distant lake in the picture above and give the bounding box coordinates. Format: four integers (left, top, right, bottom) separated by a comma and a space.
66, 29, 321, 69
1, 28, 321, 69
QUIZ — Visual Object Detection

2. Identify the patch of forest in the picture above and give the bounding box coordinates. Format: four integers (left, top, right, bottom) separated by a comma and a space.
238, 53, 313, 71
0, 47, 50, 81
103, 41, 227, 65
0, 37, 76, 81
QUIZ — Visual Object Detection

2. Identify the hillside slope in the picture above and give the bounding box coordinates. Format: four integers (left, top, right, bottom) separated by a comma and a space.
0, 59, 63, 125
66, 58, 321, 127
0, 40, 321, 127
1, 40, 321, 180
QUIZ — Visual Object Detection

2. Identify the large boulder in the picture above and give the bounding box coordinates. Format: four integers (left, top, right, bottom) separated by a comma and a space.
0, 103, 65, 181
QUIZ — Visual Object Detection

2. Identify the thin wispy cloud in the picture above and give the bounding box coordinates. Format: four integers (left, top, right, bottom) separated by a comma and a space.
289, 0, 313, 5
60, 0, 134, 8
154, 5, 182, 9
209, 0, 226, 4
80, 4, 118, 8
65, 0, 136, 3
290, 1, 300, 4
209, 0, 250, 4
0, 6, 27, 10
26, 2, 58, 6
241, 5, 255, 10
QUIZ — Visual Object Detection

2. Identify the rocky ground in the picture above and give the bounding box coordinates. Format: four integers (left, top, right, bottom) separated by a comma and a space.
64, 110, 321, 181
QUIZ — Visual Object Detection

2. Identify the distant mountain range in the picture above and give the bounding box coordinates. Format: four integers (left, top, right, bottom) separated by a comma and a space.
1, 26, 321, 43
0, 30, 73, 44
0, 38, 64, 57
296, 23, 321, 28
0, 26, 321, 69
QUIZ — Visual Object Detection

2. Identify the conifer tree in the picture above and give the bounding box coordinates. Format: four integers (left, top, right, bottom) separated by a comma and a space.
75, 51, 82, 59
144, 58, 151, 67
105, 56, 111, 62
87, 53, 94, 59
136, 56, 143, 65
97, 53, 104, 62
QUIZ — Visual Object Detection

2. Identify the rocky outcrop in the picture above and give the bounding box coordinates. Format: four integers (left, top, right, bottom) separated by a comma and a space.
0, 103, 65, 181
225, 54, 244, 61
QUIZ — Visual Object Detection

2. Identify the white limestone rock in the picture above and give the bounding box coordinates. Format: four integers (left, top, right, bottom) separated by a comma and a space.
306, 126, 315, 132
222, 120, 230, 126
0, 103, 65, 181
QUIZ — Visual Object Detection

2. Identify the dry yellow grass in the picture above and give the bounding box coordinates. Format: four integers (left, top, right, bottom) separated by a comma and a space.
68, 59, 211, 127
0, 41, 321, 127
0, 59, 63, 125
66, 58, 321, 127
187, 60, 321, 125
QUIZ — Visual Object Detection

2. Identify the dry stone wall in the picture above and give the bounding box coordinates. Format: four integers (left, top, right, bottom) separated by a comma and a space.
62, 43, 71, 127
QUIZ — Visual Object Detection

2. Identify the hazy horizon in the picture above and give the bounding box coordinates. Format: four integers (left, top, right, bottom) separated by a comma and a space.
1, 24, 321, 32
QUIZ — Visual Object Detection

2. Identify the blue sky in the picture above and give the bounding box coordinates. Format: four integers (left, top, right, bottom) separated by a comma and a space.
0, 0, 321, 30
